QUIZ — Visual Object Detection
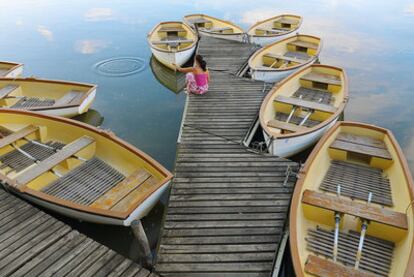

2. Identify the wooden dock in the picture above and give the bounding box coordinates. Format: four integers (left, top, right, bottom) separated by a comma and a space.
0, 188, 156, 277
155, 37, 298, 276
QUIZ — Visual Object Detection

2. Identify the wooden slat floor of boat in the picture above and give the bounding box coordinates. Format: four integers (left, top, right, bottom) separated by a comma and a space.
0, 188, 156, 277
11, 97, 55, 109
42, 157, 125, 206
293, 87, 333, 105
155, 36, 298, 276
320, 160, 393, 206
0, 140, 65, 172
306, 226, 394, 277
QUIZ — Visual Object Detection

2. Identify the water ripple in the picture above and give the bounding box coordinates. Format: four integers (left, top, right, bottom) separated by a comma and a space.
94, 57, 146, 77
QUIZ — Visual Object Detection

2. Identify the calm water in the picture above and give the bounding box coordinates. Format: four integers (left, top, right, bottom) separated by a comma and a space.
1, 0, 414, 260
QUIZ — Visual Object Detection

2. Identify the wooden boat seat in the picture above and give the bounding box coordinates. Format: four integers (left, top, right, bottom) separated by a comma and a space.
263, 53, 305, 63
274, 18, 297, 25
158, 27, 186, 33
13, 136, 95, 187
293, 87, 333, 105
0, 125, 38, 148
287, 40, 319, 50
275, 112, 321, 128
283, 51, 311, 61
54, 90, 84, 106
274, 95, 336, 113
301, 72, 342, 86
305, 255, 375, 277
255, 28, 284, 34
330, 133, 392, 160
302, 189, 407, 229
267, 119, 307, 132
187, 18, 212, 24
0, 85, 20, 99
152, 38, 194, 47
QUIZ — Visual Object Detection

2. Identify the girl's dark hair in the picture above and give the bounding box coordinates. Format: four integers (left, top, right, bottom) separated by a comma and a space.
195, 54, 207, 71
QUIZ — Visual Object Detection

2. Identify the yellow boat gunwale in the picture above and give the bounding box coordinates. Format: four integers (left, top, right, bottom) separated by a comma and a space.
259, 64, 348, 139
0, 108, 173, 220
184, 13, 244, 35
0, 77, 97, 110
248, 34, 323, 72
0, 61, 24, 75
247, 14, 303, 38
147, 21, 198, 54
289, 121, 414, 277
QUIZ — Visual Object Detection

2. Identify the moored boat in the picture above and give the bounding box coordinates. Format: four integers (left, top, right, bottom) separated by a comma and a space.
148, 21, 198, 69
150, 56, 186, 93
0, 61, 24, 78
259, 64, 348, 157
290, 121, 414, 277
0, 77, 96, 117
184, 14, 244, 42
249, 34, 322, 82
247, 14, 302, 46
0, 109, 173, 226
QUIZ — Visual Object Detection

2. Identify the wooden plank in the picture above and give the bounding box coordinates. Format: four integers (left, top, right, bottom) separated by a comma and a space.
159, 27, 186, 32
336, 133, 387, 149
302, 189, 407, 229
287, 40, 319, 50
274, 95, 336, 113
330, 139, 392, 160
0, 84, 19, 99
301, 72, 341, 86
267, 119, 307, 132
54, 90, 84, 106
90, 169, 151, 210
263, 53, 305, 63
0, 125, 38, 148
304, 255, 375, 277
14, 135, 95, 186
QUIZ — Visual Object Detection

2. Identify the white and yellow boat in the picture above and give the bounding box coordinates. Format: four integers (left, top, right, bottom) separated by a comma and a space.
260, 64, 348, 157
0, 109, 173, 226
0, 61, 24, 78
290, 121, 414, 277
184, 14, 244, 42
0, 77, 96, 118
247, 14, 302, 46
249, 34, 322, 82
148, 21, 198, 69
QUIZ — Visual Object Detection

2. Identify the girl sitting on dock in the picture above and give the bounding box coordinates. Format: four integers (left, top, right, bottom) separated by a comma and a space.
175, 55, 210, 95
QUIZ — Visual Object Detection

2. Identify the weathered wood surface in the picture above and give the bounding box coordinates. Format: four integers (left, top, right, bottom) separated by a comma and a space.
0, 188, 156, 276
155, 36, 298, 276
274, 95, 337, 113
305, 255, 375, 277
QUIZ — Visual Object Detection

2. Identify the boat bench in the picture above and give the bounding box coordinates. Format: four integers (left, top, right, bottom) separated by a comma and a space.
152, 38, 194, 47
330, 133, 392, 160
255, 28, 283, 34
267, 119, 307, 132
274, 95, 336, 113
284, 51, 311, 61
54, 90, 84, 106
0, 125, 39, 148
0, 84, 20, 99
305, 255, 376, 277
302, 189, 407, 229
187, 18, 212, 24
263, 53, 304, 63
275, 17, 297, 25
158, 27, 186, 33
287, 40, 319, 50
301, 72, 341, 86
13, 136, 95, 187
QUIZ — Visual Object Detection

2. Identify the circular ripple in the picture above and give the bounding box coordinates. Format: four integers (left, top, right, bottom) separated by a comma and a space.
94, 57, 146, 77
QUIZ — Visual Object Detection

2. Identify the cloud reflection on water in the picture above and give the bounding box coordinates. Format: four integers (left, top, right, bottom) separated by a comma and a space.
74, 40, 110, 54
84, 8, 114, 22
37, 25, 53, 41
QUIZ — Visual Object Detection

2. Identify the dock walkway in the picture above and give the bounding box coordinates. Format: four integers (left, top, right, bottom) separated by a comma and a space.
155, 37, 298, 276
0, 188, 155, 277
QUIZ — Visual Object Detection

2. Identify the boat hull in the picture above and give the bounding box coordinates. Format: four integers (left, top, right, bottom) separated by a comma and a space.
4, 65, 24, 78
248, 33, 292, 46
264, 115, 339, 157
15, 180, 171, 226
199, 30, 245, 42
151, 44, 196, 69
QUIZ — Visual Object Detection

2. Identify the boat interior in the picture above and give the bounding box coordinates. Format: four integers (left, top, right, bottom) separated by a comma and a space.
0, 62, 21, 77
0, 79, 94, 110
264, 66, 345, 135
185, 14, 243, 34
251, 15, 301, 36
0, 112, 168, 218
297, 123, 413, 276
253, 35, 320, 70
149, 22, 196, 52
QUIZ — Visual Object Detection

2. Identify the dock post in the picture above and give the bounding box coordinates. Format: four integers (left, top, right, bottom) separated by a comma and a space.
131, 220, 153, 268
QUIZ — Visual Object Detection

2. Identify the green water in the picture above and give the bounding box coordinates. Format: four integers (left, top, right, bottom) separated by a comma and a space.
1, 0, 413, 261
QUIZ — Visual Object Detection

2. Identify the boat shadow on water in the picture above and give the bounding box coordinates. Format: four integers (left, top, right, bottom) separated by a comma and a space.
150, 55, 189, 94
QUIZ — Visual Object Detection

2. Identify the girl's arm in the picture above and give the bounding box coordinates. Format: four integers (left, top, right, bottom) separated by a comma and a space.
174, 64, 194, 73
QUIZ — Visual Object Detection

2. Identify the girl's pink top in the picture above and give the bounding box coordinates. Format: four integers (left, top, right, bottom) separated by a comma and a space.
194, 72, 209, 87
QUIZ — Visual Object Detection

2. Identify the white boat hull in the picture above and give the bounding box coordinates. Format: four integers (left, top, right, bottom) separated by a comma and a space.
151, 45, 196, 69
199, 30, 245, 42
250, 57, 318, 83
263, 116, 339, 157
15, 180, 171, 226
4, 65, 24, 78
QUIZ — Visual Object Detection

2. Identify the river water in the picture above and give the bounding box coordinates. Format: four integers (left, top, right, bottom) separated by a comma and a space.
0, 0, 413, 261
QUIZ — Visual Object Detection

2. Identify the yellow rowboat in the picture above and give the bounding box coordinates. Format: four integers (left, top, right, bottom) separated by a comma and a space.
184, 14, 245, 42
0, 77, 96, 118
249, 34, 322, 82
290, 121, 414, 277
0, 61, 24, 78
259, 64, 348, 157
148, 21, 198, 69
247, 14, 302, 46
0, 109, 173, 226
